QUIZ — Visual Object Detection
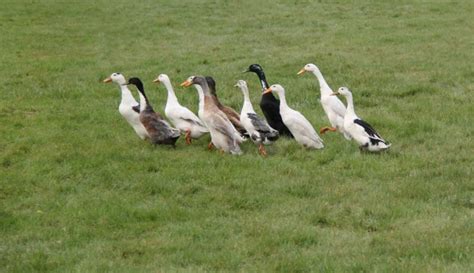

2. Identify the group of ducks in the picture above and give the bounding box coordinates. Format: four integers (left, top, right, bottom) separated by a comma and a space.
103, 63, 391, 156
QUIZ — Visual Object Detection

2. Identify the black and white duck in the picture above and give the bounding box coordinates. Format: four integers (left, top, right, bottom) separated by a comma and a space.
245, 64, 293, 138
127, 77, 180, 146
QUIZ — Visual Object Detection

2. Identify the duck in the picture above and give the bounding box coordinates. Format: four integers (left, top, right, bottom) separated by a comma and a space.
205, 76, 248, 138
235, 80, 279, 156
127, 77, 180, 146
152, 74, 208, 144
245, 64, 293, 138
102, 72, 149, 140
297, 63, 351, 139
264, 84, 324, 149
332, 87, 391, 152
181, 76, 243, 155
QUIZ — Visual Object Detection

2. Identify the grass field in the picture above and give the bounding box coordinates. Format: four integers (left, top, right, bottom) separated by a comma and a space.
1, 0, 473, 272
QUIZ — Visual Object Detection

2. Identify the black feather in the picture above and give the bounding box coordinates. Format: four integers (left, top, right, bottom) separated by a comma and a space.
131, 105, 140, 114
354, 119, 385, 145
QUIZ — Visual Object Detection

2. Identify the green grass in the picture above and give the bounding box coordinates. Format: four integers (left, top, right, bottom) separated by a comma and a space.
1, 0, 473, 272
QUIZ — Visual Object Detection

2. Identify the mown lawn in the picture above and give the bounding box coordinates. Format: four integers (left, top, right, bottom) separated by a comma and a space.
0, 1, 472, 272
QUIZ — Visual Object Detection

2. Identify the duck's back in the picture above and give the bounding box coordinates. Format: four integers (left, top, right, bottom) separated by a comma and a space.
140, 109, 179, 145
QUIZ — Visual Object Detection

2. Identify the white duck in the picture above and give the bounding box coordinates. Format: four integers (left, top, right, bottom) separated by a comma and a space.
298, 63, 351, 139
103, 72, 149, 140
181, 76, 243, 155
264, 84, 324, 149
333, 87, 391, 152
153, 74, 208, 144
235, 80, 279, 156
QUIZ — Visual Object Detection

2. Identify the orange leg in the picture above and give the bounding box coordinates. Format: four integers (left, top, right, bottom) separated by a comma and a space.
208, 142, 214, 151
258, 144, 267, 157
320, 126, 337, 134
185, 130, 192, 145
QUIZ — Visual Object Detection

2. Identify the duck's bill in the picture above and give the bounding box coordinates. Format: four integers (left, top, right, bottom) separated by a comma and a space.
152, 78, 160, 83
263, 88, 272, 94
297, 68, 306, 75
330, 92, 339, 96
242, 69, 249, 73
180, 80, 192, 87
103, 77, 112, 83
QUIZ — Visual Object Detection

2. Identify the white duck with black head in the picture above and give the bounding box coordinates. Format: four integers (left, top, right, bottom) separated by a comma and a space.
103, 72, 149, 140
181, 76, 243, 155
298, 63, 351, 140
153, 74, 208, 144
127, 77, 180, 147
264, 84, 324, 149
333, 87, 391, 152
235, 80, 279, 156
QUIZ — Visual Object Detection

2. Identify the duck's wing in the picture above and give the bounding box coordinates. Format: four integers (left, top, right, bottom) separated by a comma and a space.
247, 113, 272, 133
329, 97, 347, 118
145, 112, 180, 141
208, 111, 240, 140
353, 119, 385, 144
222, 105, 240, 120
222, 106, 248, 136
287, 111, 323, 143
176, 106, 206, 127
222, 106, 242, 126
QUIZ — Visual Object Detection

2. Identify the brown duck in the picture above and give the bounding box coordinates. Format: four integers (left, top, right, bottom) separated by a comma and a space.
205, 76, 248, 138
181, 76, 243, 155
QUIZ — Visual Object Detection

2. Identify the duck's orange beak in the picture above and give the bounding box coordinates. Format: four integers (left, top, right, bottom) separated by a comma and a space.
103, 77, 112, 83
152, 78, 160, 83
180, 80, 192, 87
297, 68, 306, 75
263, 87, 272, 94
330, 92, 339, 96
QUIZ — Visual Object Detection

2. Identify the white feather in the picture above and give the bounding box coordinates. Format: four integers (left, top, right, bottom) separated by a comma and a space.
269, 84, 324, 149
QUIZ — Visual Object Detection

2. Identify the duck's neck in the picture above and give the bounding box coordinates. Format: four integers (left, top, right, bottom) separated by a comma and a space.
162, 80, 179, 105
138, 92, 148, 112
344, 93, 355, 116
256, 71, 270, 91
119, 84, 137, 105
241, 88, 255, 112
311, 69, 332, 96
277, 92, 289, 110
194, 85, 205, 111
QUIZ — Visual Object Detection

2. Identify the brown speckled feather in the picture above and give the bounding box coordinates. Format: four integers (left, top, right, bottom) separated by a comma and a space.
127, 77, 180, 146
140, 107, 180, 146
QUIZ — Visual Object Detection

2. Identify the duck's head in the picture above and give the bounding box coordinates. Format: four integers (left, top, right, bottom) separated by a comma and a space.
234, 80, 248, 89
180, 76, 195, 87
297, 63, 319, 75
180, 76, 207, 87
103, 72, 126, 85
245, 64, 264, 74
127, 77, 145, 93
332, 86, 351, 97
263, 84, 285, 96
152, 74, 169, 84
